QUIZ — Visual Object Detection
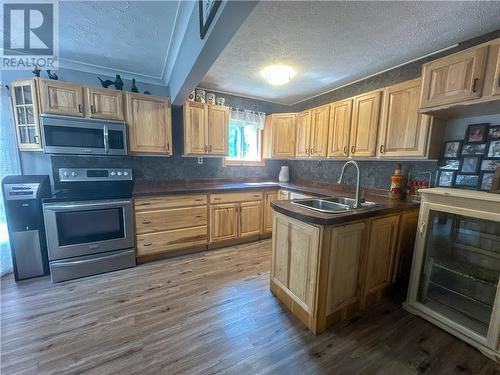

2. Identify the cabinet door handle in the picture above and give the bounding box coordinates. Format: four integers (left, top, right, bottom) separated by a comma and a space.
142, 220, 151, 224
138, 202, 150, 206
472, 78, 479, 93
310, 147, 314, 155
143, 243, 153, 247
90, 105, 95, 114
343, 146, 348, 155
166, 143, 170, 152
379, 145, 385, 154
419, 221, 426, 235
305, 147, 309, 155
34, 135, 40, 144
209, 145, 213, 152
351, 145, 355, 154
78, 104, 82, 113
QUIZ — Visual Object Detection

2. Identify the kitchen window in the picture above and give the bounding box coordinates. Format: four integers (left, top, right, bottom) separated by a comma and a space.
224, 109, 266, 166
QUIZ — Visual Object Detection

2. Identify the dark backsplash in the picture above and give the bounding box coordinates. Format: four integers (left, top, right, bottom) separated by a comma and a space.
50, 155, 285, 182
286, 159, 438, 191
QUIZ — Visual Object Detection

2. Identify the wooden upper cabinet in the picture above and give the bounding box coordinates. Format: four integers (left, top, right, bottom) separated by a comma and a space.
85, 87, 124, 121
183, 101, 229, 156
208, 105, 229, 155
39, 79, 84, 116
493, 45, 500, 96
184, 101, 207, 155
363, 215, 399, 297
350, 91, 381, 157
125, 92, 172, 155
210, 203, 238, 242
239, 201, 262, 238
420, 45, 488, 108
295, 110, 312, 157
378, 79, 431, 157
271, 113, 296, 158
327, 99, 352, 157
10, 79, 43, 151
310, 105, 330, 157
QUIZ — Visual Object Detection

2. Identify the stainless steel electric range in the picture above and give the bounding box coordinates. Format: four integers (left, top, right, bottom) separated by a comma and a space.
43, 168, 136, 283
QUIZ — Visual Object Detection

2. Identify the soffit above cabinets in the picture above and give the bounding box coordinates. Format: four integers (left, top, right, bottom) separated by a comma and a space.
200, 1, 500, 105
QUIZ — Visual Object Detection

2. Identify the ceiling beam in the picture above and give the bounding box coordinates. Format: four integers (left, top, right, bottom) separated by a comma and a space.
168, 0, 258, 106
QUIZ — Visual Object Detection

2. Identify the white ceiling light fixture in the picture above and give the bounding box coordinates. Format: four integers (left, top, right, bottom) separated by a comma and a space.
261, 64, 295, 85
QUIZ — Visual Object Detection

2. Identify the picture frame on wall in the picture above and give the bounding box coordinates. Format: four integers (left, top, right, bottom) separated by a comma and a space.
437, 171, 454, 187
480, 172, 494, 191
442, 140, 461, 158
465, 123, 488, 143
199, 0, 221, 39
487, 125, 500, 141
487, 140, 500, 158
480, 159, 500, 172
438, 159, 460, 170
460, 156, 481, 174
461, 143, 486, 156
454, 174, 479, 189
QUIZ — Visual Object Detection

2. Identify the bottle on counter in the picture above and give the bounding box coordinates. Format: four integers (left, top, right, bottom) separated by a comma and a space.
389, 163, 403, 200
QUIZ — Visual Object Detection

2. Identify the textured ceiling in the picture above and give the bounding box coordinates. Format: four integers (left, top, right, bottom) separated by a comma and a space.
58, 1, 191, 84
200, 1, 500, 105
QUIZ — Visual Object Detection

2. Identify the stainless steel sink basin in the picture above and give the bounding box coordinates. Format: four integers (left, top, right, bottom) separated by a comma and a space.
292, 199, 350, 213
324, 197, 378, 209
292, 197, 379, 214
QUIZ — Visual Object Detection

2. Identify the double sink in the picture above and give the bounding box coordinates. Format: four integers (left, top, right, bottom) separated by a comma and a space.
292, 197, 378, 214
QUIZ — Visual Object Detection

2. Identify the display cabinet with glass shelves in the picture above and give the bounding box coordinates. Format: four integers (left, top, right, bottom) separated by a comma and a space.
10, 79, 42, 151
405, 188, 500, 362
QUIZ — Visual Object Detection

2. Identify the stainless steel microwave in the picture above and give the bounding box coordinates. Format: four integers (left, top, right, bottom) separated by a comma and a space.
40, 115, 127, 155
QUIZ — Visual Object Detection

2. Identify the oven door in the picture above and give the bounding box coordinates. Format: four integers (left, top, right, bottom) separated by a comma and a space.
43, 199, 134, 260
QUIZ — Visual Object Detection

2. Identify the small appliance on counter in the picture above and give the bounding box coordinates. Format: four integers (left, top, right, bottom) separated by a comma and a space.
279, 166, 289, 182
2, 175, 51, 281
43, 167, 136, 282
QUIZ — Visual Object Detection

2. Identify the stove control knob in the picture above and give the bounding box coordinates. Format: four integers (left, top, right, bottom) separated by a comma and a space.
110, 171, 116, 176
63, 171, 69, 177
117, 171, 123, 176
123, 171, 129, 176
71, 171, 78, 177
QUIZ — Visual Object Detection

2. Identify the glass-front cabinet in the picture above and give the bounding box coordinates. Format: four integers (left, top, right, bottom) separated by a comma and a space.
10, 79, 42, 151
405, 188, 500, 362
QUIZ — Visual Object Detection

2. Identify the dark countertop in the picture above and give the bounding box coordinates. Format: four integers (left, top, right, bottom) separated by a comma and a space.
133, 180, 281, 196
272, 181, 419, 226
133, 179, 419, 225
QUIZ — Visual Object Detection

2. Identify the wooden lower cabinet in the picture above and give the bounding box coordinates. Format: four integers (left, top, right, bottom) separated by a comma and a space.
210, 203, 238, 242
392, 209, 419, 282
239, 201, 262, 238
134, 194, 208, 257
262, 191, 280, 234
270, 209, 417, 334
271, 214, 320, 316
362, 215, 400, 305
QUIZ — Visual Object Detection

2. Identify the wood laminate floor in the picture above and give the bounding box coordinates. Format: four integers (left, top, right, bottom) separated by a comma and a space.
1, 240, 499, 375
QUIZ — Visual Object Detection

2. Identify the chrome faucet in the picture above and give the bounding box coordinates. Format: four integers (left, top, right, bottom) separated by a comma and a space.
337, 160, 362, 208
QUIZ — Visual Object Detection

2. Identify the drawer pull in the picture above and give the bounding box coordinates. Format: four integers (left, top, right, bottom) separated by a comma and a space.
142, 220, 151, 224
138, 202, 151, 206
195, 215, 203, 218
143, 243, 153, 247
214, 198, 221, 201
195, 199, 204, 201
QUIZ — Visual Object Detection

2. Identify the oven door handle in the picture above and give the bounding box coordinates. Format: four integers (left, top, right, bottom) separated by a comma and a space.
44, 200, 131, 211
104, 124, 109, 154
51, 250, 133, 267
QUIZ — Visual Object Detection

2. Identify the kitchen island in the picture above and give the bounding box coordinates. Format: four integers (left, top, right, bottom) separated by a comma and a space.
270, 186, 419, 334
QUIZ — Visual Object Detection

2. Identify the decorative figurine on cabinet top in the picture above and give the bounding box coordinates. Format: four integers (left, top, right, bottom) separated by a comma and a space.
114, 75, 124, 91
46, 70, 58, 80
98, 77, 114, 88
32, 64, 41, 77
131, 79, 139, 93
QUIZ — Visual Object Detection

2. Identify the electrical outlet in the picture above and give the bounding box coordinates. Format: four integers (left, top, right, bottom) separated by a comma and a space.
198, 157, 203, 165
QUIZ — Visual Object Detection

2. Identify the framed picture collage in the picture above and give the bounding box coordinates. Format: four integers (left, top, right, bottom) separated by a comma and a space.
437, 123, 500, 191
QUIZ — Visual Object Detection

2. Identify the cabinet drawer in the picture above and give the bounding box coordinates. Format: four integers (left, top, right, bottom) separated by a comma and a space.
134, 194, 207, 211
136, 226, 208, 256
135, 206, 207, 234
210, 191, 263, 204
